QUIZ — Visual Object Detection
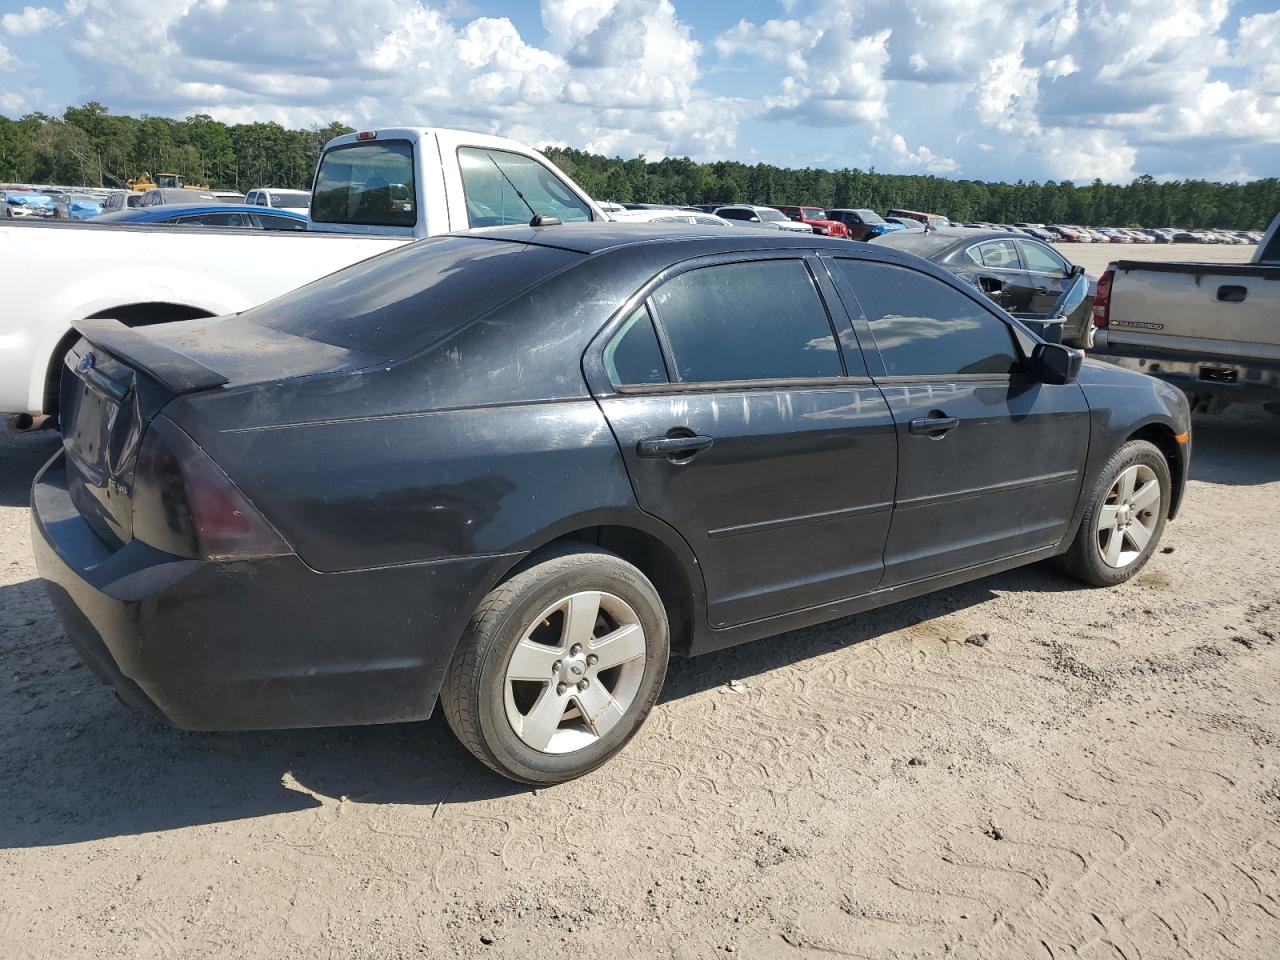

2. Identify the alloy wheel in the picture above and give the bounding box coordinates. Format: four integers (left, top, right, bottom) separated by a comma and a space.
502, 591, 648, 754
1095, 463, 1162, 568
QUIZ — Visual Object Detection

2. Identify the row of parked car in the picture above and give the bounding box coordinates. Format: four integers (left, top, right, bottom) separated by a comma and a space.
995, 222, 1262, 245
0, 182, 313, 226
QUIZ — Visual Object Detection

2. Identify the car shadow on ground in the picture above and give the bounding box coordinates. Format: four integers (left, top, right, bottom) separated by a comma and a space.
0, 562, 1071, 849
1187, 406, 1280, 486
0, 430, 59, 507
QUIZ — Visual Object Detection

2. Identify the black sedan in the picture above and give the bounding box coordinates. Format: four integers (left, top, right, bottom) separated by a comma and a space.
32, 224, 1190, 784
873, 228, 1095, 347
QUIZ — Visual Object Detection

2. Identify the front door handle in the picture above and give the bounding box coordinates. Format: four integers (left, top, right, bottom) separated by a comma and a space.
908, 416, 959, 438
637, 435, 715, 459
1217, 284, 1247, 303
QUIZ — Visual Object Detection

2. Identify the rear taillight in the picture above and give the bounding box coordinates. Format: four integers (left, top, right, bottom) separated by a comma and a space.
132, 418, 291, 561
1093, 265, 1114, 328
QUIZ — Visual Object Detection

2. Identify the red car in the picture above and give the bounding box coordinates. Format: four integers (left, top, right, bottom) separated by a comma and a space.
773, 205, 850, 238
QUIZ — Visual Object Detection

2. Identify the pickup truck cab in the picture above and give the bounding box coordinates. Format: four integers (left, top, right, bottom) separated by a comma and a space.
1092, 210, 1280, 414
1, 128, 604, 424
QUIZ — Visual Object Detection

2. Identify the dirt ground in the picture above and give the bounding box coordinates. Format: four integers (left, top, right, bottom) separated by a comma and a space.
1056, 240, 1252, 277
2, 242, 1277, 959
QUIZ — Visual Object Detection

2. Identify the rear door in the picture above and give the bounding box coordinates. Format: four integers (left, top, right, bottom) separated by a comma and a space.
587, 253, 898, 628
830, 257, 1090, 585
963, 238, 1034, 314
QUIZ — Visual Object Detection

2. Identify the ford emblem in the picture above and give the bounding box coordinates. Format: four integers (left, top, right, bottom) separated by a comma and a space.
79, 352, 95, 372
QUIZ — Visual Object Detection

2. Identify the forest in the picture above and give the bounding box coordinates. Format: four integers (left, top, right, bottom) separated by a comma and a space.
1, 102, 1277, 229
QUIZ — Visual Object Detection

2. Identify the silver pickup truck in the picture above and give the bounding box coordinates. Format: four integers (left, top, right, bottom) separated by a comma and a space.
1092, 211, 1280, 414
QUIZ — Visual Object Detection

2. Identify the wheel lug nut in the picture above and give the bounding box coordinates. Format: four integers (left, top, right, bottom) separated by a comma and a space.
577, 679, 589, 691
552, 660, 562, 673
570, 644, 582, 655
587, 654, 598, 666
556, 683, 567, 695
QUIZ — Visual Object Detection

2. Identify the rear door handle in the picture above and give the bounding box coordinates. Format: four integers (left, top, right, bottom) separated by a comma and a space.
637, 435, 715, 458
908, 416, 959, 437
1217, 284, 1247, 303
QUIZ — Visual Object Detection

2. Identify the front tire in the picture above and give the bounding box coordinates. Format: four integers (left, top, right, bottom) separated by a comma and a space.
1058, 439, 1171, 586
440, 545, 670, 784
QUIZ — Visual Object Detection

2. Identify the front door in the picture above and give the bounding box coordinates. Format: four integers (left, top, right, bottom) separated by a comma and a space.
588, 255, 898, 628
1017, 239, 1073, 317
830, 256, 1090, 585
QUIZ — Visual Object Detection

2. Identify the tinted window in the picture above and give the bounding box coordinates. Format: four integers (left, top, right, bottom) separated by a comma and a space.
311, 140, 416, 227
717, 208, 754, 221
1019, 240, 1069, 275
256, 214, 308, 231
978, 239, 1020, 269
652, 260, 842, 383
175, 212, 248, 227
246, 236, 578, 359
459, 147, 592, 227
836, 260, 1019, 377
873, 231, 961, 258
604, 305, 668, 386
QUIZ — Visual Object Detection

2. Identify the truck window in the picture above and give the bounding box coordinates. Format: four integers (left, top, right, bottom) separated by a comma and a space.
311, 140, 416, 228
458, 147, 592, 227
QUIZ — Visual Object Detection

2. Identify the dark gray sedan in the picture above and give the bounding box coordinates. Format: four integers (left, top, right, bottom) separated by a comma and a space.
33, 224, 1188, 784
874, 228, 1096, 347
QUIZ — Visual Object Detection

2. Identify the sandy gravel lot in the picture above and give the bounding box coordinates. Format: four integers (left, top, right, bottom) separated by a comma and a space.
1056, 240, 1252, 277
1, 241, 1276, 959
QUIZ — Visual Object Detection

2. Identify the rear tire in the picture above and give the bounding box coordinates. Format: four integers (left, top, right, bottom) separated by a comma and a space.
1058, 440, 1170, 587
440, 545, 670, 784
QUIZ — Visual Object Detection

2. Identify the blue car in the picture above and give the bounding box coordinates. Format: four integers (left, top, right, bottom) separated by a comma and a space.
92, 202, 309, 230
67, 196, 105, 221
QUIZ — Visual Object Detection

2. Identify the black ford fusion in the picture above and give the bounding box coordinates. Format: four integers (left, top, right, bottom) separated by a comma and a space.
33, 224, 1190, 784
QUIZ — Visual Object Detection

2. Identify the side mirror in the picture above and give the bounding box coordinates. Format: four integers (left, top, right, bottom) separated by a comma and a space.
1031, 342, 1082, 385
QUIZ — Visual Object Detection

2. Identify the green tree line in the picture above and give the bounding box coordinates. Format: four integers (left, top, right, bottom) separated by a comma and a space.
2, 103, 1276, 228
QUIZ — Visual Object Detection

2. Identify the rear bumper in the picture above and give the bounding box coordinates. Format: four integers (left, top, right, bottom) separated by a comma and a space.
32, 452, 510, 731
1094, 350, 1280, 406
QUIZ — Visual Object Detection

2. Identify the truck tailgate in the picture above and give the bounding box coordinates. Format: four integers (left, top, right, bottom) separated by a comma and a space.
1109, 261, 1280, 358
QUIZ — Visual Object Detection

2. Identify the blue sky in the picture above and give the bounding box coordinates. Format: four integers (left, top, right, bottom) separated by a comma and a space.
2, 0, 1279, 184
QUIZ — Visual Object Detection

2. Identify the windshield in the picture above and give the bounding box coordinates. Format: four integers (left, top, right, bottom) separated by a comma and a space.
271, 190, 310, 207
873, 231, 961, 258
801, 208, 825, 219
758, 209, 787, 222
246, 236, 579, 359
311, 139, 416, 228
458, 146, 592, 226
855, 209, 885, 224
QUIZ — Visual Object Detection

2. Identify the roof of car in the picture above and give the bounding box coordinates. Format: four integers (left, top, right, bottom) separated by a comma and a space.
453, 221, 852, 256
95, 203, 309, 222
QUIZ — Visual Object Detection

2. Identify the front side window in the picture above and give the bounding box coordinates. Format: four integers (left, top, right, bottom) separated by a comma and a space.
311, 140, 416, 227
176, 212, 248, 227
458, 147, 592, 227
836, 260, 1019, 378
717, 208, 753, 221
652, 260, 843, 383
604, 305, 668, 386
256, 214, 308, 232
1019, 240, 1069, 275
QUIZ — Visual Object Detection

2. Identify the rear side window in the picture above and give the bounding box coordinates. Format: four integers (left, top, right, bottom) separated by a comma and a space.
604, 305, 668, 386
175, 212, 248, 227
978, 239, 1020, 269
311, 140, 416, 227
835, 260, 1019, 378
651, 260, 843, 383
256, 214, 307, 231
459, 147, 592, 227
246, 236, 578, 360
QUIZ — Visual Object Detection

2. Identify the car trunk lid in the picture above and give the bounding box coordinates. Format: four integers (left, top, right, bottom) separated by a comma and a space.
59, 317, 376, 550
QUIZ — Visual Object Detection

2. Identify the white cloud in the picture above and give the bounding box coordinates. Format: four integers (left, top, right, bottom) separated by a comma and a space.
49, 0, 738, 160
1, 5, 61, 35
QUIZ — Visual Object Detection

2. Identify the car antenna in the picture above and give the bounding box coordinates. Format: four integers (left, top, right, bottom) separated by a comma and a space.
486, 155, 558, 227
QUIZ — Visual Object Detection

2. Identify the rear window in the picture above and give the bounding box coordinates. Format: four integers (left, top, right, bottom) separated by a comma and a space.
311, 140, 416, 228
270, 190, 311, 208
245, 236, 578, 359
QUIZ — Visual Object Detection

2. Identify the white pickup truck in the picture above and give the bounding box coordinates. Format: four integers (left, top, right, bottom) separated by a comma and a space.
1, 127, 604, 424
1092, 210, 1280, 414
